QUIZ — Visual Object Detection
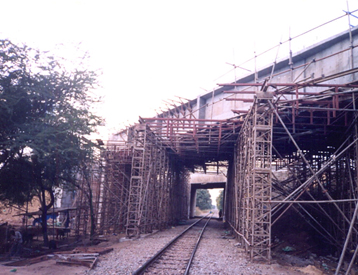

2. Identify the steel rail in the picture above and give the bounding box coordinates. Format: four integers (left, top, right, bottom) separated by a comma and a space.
132, 214, 210, 275
184, 214, 213, 275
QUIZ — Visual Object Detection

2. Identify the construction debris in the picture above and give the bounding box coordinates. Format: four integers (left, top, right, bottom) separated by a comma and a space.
56, 253, 98, 269
3, 246, 113, 270
4, 255, 51, 266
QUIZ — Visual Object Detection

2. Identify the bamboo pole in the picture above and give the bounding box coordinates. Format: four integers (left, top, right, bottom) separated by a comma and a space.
335, 201, 358, 275
271, 199, 358, 203
269, 101, 358, 238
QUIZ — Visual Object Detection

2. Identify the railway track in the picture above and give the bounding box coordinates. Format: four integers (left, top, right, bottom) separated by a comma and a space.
133, 215, 213, 275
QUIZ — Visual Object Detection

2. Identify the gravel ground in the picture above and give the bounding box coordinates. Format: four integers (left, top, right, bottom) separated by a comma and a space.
189, 219, 303, 275
82, 219, 315, 275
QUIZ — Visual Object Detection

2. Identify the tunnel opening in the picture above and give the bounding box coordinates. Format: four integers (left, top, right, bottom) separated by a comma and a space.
189, 168, 227, 219
191, 187, 224, 218
194, 189, 213, 216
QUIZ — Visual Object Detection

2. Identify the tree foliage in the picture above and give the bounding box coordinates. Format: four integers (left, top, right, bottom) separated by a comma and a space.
216, 189, 224, 211
196, 189, 212, 210
0, 39, 102, 244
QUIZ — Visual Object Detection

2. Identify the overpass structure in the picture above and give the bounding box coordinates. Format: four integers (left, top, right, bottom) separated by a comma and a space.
75, 13, 358, 266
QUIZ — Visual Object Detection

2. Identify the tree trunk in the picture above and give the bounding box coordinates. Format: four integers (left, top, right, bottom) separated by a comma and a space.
83, 166, 96, 239
88, 186, 96, 239
41, 202, 49, 246
39, 186, 54, 247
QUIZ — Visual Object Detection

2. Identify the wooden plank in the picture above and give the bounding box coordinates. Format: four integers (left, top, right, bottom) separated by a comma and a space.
71, 247, 113, 255
4, 255, 50, 266
57, 253, 99, 257
56, 260, 91, 268
90, 257, 98, 270
56, 257, 97, 268
55, 247, 113, 255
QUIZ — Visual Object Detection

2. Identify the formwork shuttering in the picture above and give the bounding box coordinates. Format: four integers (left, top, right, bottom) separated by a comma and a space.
72, 12, 358, 272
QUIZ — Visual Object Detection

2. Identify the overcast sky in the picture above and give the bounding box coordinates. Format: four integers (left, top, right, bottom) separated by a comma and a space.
1, 0, 357, 136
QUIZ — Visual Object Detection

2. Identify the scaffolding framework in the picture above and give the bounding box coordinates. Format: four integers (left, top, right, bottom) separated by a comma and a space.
231, 96, 273, 260
78, 123, 191, 238
69, 15, 358, 273
72, 79, 358, 272
101, 143, 131, 234
77, 79, 358, 266
223, 74, 358, 263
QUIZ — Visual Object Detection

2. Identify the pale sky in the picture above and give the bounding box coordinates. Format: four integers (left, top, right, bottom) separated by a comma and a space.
1, 0, 357, 137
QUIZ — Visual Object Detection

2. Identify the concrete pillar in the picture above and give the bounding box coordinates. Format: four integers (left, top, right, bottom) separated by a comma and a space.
196, 96, 206, 120
189, 186, 197, 218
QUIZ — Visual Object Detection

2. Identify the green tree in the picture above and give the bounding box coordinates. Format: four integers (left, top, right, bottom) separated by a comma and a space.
196, 189, 212, 210
216, 190, 224, 211
0, 39, 102, 245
